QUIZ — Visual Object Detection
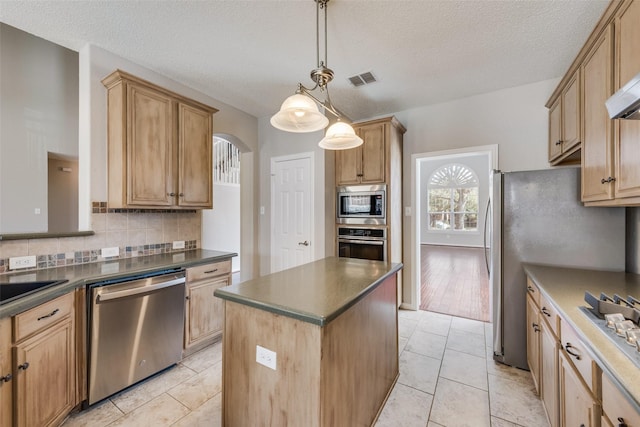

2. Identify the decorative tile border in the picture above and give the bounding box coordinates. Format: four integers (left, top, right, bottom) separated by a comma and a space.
0, 240, 198, 274
91, 201, 197, 214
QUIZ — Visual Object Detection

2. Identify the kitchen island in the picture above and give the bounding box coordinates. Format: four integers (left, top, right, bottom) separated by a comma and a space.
214, 257, 403, 427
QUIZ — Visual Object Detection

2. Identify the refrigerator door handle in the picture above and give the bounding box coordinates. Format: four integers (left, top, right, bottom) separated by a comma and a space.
483, 198, 491, 277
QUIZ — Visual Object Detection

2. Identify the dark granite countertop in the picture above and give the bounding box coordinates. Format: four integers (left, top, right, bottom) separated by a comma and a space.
214, 257, 403, 326
0, 249, 236, 318
523, 263, 640, 409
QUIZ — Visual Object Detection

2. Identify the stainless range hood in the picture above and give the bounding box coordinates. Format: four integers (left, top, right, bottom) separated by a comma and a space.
605, 72, 640, 119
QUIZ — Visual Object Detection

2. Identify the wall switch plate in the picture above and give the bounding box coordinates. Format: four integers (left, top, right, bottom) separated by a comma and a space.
256, 345, 276, 370
101, 247, 119, 258
172, 240, 185, 249
9, 255, 36, 270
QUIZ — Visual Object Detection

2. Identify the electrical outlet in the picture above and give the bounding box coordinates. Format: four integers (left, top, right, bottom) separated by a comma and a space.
172, 240, 185, 249
101, 247, 119, 258
256, 345, 276, 370
9, 256, 36, 270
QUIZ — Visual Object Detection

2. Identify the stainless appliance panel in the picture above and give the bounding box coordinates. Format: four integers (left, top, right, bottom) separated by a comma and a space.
491, 167, 625, 369
336, 184, 386, 225
88, 272, 186, 405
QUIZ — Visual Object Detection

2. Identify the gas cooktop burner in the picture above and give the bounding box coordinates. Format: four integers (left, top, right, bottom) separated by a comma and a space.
582, 291, 640, 369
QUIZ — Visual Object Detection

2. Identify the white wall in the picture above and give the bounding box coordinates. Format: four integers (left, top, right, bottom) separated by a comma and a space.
257, 117, 327, 276
420, 153, 490, 247
0, 23, 78, 233
202, 183, 241, 272
79, 44, 260, 280
396, 78, 560, 307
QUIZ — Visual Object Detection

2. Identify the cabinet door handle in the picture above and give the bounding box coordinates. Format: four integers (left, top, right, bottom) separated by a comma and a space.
167, 192, 176, 197
185, 296, 190, 300
618, 417, 628, 427
37, 308, 59, 321
565, 343, 581, 360
532, 323, 540, 333
0, 373, 11, 382
179, 193, 184, 197
555, 140, 563, 146
204, 269, 219, 274
601, 177, 617, 184
541, 307, 551, 317
17, 362, 29, 371
298, 241, 310, 246
527, 285, 535, 293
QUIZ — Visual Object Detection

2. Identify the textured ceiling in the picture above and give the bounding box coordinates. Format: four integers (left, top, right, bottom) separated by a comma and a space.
0, 0, 609, 122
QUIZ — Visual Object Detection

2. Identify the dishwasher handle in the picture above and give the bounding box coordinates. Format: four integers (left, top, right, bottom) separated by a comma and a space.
95, 276, 185, 303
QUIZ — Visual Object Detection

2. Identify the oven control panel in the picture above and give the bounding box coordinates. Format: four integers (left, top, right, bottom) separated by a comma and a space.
337, 227, 385, 239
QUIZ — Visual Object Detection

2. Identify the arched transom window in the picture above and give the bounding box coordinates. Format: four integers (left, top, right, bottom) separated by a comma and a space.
427, 164, 479, 231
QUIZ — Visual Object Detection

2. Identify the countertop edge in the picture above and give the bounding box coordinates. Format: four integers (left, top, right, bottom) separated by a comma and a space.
523, 263, 640, 411
1, 250, 236, 318
215, 261, 403, 326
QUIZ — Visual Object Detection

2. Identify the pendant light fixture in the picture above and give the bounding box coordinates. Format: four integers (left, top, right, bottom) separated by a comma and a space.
270, 0, 363, 150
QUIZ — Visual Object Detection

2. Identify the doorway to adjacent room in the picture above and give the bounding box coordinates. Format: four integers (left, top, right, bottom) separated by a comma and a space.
411, 146, 497, 322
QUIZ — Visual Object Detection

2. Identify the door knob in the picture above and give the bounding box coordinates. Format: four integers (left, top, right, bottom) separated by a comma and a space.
298, 241, 310, 246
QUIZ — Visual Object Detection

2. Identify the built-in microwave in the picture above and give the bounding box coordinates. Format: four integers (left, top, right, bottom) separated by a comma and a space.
336, 184, 386, 225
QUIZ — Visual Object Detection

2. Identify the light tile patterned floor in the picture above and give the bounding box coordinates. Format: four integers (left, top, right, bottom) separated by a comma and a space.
63, 309, 549, 426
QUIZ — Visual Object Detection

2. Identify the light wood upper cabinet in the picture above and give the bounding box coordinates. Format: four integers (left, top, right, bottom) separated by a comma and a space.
335, 122, 386, 186
548, 99, 563, 162
178, 103, 214, 207
582, 24, 615, 203
548, 71, 581, 165
126, 83, 174, 207
613, 0, 640, 202
103, 70, 217, 209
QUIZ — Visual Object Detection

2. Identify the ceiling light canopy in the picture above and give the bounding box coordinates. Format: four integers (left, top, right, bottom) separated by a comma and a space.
270, 0, 362, 150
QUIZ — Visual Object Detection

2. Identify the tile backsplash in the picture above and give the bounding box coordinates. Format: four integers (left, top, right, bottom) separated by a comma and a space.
0, 202, 202, 274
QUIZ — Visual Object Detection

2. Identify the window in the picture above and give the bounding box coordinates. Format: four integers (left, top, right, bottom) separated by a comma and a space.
427, 164, 479, 231
213, 136, 241, 184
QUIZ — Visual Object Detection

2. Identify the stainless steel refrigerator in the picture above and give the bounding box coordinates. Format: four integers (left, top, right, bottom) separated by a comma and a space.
489, 167, 625, 369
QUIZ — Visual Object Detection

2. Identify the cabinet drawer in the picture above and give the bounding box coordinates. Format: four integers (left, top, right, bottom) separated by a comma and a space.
602, 373, 640, 427
526, 278, 541, 307
14, 292, 74, 342
539, 293, 559, 337
560, 319, 599, 393
187, 260, 231, 282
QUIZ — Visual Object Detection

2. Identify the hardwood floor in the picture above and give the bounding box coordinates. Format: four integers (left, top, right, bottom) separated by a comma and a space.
420, 244, 490, 322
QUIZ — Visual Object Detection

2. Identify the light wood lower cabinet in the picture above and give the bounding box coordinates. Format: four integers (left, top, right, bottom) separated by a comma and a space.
541, 321, 559, 427
558, 349, 600, 427
184, 260, 231, 356
602, 373, 640, 427
11, 292, 76, 427
526, 295, 541, 394
0, 317, 12, 427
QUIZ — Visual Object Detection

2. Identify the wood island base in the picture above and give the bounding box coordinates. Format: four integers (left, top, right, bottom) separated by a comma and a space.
220, 271, 399, 426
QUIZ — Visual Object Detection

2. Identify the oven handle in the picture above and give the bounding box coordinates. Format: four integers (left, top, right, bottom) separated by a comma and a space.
95, 276, 185, 303
338, 238, 385, 246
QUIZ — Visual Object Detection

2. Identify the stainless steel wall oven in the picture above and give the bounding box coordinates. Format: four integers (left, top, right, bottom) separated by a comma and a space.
337, 226, 387, 262
87, 269, 186, 405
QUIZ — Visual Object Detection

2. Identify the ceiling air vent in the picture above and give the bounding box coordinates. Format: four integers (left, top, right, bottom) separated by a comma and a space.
348, 71, 377, 87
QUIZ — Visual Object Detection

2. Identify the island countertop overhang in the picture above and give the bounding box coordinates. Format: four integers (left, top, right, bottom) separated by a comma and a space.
214, 257, 403, 326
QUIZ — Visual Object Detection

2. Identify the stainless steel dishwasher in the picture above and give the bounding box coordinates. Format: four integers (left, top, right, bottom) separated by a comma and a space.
87, 269, 186, 405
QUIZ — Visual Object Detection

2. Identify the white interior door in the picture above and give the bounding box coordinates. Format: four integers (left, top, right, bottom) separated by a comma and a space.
271, 154, 313, 273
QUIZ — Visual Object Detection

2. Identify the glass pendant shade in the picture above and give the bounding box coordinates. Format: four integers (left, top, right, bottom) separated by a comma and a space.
270, 94, 329, 133
318, 122, 363, 150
